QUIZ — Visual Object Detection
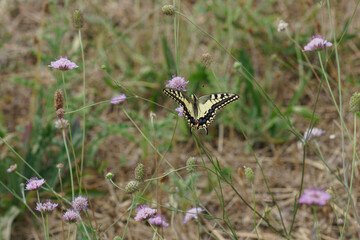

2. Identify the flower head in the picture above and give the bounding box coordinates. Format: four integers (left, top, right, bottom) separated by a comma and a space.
162, 5, 175, 16
7, 164, 17, 173
48, 56, 78, 71
62, 209, 80, 223
134, 204, 157, 221
175, 106, 184, 117
350, 92, 360, 113
72, 9, 84, 29
303, 35, 332, 52
125, 180, 139, 194
72, 195, 88, 212
149, 214, 169, 227
35, 200, 58, 213
110, 94, 126, 104
55, 119, 69, 129
25, 177, 45, 191
201, 53, 213, 67
277, 20, 288, 32
165, 75, 189, 91
183, 207, 204, 224
302, 128, 325, 142
298, 188, 332, 206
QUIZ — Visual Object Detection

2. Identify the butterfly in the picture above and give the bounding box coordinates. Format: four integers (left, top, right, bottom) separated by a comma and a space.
163, 88, 239, 134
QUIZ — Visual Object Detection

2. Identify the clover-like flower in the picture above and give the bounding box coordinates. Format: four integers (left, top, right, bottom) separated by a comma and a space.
25, 177, 45, 191
165, 75, 189, 91
72, 195, 88, 212
110, 94, 126, 104
175, 106, 184, 117
148, 214, 169, 227
62, 209, 80, 223
134, 205, 157, 221
183, 207, 204, 224
298, 189, 332, 206
303, 35, 332, 52
48, 56, 78, 71
35, 200, 58, 213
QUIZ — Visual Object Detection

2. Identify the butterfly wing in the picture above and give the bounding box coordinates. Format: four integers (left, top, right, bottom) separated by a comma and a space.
197, 93, 239, 131
163, 88, 198, 128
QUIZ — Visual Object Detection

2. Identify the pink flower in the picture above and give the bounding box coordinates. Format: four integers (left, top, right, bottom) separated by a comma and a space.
110, 94, 126, 104
298, 189, 332, 206
7, 164, 17, 173
302, 128, 325, 142
183, 207, 204, 224
165, 75, 189, 91
175, 106, 184, 117
25, 177, 45, 191
35, 200, 58, 213
148, 214, 169, 227
48, 56, 78, 70
62, 209, 80, 223
134, 205, 157, 221
303, 35, 332, 52
72, 195, 88, 211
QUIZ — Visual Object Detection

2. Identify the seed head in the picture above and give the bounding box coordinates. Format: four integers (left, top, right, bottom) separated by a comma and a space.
186, 157, 197, 173
134, 163, 145, 182
244, 167, 254, 183
200, 53, 213, 68
106, 172, 114, 179
125, 180, 139, 194
350, 92, 360, 113
72, 9, 84, 29
54, 90, 64, 110
162, 5, 175, 16
56, 108, 65, 119
56, 163, 64, 169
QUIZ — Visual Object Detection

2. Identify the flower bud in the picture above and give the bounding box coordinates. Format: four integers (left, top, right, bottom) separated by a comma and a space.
186, 157, 197, 173
162, 5, 175, 16
134, 163, 145, 182
106, 172, 114, 180
244, 167, 254, 183
72, 9, 84, 29
350, 92, 360, 113
125, 180, 139, 194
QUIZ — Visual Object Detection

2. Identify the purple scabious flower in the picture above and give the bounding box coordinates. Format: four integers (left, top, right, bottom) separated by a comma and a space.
25, 177, 45, 191
183, 207, 204, 224
35, 200, 58, 213
134, 204, 157, 221
175, 106, 184, 117
165, 75, 189, 91
62, 209, 80, 223
298, 189, 332, 206
148, 214, 169, 227
110, 94, 126, 104
72, 195, 88, 212
48, 56, 79, 71
302, 128, 325, 142
7, 164, 17, 173
303, 35, 333, 52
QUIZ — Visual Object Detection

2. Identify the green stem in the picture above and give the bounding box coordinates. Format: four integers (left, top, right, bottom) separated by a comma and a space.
313, 206, 320, 240
252, 183, 259, 239
62, 129, 74, 200
67, 224, 71, 240
46, 214, 49, 240
37, 191, 47, 240
79, 28, 86, 194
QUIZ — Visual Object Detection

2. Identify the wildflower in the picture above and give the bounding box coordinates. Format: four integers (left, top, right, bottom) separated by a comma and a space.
62, 209, 80, 223
56, 108, 65, 119
25, 177, 45, 191
48, 56, 79, 71
350, 92, 360, 113
54, 89, 64, 110
162, 5, 175, 16
175, 106, 184, 117
7, 164, 17, 173
186, 157, 196, 173
125, 180, 139, 194
302, 128, 325, 142
148, 214, 169, 227
134, 163, 145, 182
35, 200, 58, 213
298, 188, 332, 206
183, 207, 204, 224
166, 75, 189, 91
72, 195, 88, 212
55, 119, 69, 129
244, 167, 254, 183
72, 9, 84, 29
56, 163, 64, 169
277, 20, 288, 32
303, 35, 332, 52
106, 172, 114, 179
110, 94, 126, 104
201, 53, 213, 67
134, 204, 157, 221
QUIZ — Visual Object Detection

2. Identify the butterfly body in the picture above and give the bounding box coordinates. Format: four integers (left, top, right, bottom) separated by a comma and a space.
163, 88, 239, 134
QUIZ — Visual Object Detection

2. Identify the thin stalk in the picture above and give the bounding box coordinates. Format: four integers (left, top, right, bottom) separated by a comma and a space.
79, 28, 86, 193
62, 129, 74, 200
251, 183, 259, 239
313, 206, 320, 240
37, 191, 47, 240
67, 224, 71, 240
46, 214, 50, 240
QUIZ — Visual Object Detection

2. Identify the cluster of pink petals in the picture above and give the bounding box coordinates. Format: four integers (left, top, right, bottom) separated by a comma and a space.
175, 106, 184, 117
35, 200, 58, 213
303, 35, 332, 52
298, 189, 332, 206
148, 214, 169, 227
110, 94, 126, 104
48, 56, 79, 71
25, 177, 46, 191
72, 195, 88, 212
165, 75, 189, 91
62, 209, 80, 223
134, 205, 157, 221
183, 207, 204, 224
302, 127, 325, 142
